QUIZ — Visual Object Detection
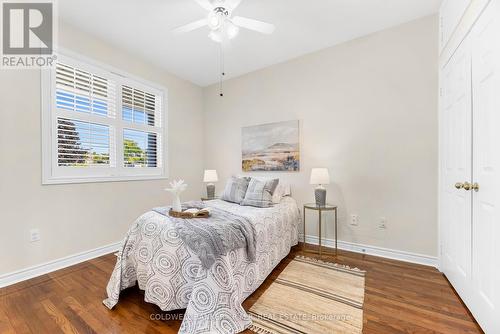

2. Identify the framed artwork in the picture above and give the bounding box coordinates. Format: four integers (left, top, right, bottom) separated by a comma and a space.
242, 120, 300, 172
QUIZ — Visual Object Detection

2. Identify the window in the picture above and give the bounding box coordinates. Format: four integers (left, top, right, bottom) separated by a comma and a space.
123, 129, 159, 168
42, 53, 167, 184
57, 118, 112, 167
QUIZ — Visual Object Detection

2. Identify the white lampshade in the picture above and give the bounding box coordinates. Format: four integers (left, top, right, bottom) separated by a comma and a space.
208, 30, 223, 43
310, 168, 330, 185
226, 21, 240, 39
203, 170, 218, 183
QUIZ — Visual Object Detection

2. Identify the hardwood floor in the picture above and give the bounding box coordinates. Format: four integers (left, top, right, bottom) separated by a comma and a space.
0, 245, 483, 334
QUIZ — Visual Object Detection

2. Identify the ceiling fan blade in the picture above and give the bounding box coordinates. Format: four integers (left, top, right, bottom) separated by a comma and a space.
194, 0, 214, 11
172, 19, 208, 34
225, 0, 242, 11
232, 16, 275, 34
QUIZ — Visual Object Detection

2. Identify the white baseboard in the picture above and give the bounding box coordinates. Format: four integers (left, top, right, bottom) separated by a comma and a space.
0, 236, 437, 289
301, 235, 438, 268
0, 241, 122, 288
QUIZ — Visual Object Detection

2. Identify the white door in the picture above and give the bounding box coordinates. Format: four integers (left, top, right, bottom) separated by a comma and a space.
440, 37, 473, 300
440, 0, 472, 49
470, 1, 500, 332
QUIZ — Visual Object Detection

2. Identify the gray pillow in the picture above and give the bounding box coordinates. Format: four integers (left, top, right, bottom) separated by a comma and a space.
221, 176, 250, 204
241, 178, 279, 208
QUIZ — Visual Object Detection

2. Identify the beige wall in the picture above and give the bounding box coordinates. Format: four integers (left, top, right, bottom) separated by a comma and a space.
0, 21, 204, 275
0, 15, 439, 276
203, 16, 439, 256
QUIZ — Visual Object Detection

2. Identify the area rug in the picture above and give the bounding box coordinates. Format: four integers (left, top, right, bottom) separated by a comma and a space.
248, 256, 366, 334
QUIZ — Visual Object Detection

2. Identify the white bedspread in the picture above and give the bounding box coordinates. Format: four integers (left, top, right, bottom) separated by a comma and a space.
103, 197, 300, 334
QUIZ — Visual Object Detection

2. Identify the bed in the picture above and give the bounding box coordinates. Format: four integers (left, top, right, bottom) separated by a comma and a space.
103, 196, 301, 334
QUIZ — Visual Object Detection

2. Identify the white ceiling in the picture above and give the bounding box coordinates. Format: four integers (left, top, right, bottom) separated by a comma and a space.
59, 0, 441, 87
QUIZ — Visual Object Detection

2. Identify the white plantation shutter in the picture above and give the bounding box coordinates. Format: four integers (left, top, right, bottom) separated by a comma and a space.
121, 84, 163, 169
123, 129, 160, 168
122, 85, 162, 127
53, 61, 116, 169
55, 62, 116, 118
57, 118, 114, 167
42, 53, 166, 184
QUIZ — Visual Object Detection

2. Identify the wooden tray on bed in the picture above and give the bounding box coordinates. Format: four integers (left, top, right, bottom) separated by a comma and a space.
168, 209, 210, 219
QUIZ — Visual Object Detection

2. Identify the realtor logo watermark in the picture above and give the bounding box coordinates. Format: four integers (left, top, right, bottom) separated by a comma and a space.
1, 1, 57, 68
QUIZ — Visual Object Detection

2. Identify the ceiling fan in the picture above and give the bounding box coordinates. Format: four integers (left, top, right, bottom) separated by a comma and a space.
173, 0, 276, 43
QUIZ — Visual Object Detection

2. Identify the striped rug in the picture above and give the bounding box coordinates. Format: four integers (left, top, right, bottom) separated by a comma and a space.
249, 256, 365, 334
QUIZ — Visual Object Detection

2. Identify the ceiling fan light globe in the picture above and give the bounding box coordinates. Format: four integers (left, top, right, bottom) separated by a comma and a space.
208, 12, 222, 30
208, 30, 223, 43
226, 21, 239, 39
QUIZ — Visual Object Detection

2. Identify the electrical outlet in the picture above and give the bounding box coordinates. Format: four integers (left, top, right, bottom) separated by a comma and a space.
30, 229, 40, 242
378, 217, 387, 229
350, 214, 359, 226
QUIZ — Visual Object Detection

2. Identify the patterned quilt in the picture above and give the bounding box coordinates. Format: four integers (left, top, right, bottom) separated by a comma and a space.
103, 197, 301, 334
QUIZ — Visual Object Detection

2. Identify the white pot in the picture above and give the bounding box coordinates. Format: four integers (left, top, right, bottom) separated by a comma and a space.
172, 195, 182, 212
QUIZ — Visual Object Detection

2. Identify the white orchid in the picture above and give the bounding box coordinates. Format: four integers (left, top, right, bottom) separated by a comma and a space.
165, 179, 188, 212
164, 179, 188, 195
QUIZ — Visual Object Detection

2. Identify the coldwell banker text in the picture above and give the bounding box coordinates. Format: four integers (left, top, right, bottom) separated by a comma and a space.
1, 1, 56, 68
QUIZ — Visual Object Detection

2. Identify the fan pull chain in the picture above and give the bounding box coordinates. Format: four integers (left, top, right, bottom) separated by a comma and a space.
219, 43, 225, 97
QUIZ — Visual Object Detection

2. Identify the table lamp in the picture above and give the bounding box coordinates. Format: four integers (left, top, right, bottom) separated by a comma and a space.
310, 168, 330, 207
203, 170, 218, 199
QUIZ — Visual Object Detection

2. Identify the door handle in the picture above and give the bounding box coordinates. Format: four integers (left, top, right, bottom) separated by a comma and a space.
455, 182, 478, 191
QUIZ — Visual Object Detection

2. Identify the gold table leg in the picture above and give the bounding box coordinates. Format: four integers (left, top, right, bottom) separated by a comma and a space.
303, 206, 306, 251
335, 208, 338, 256
319, 208, 322, 257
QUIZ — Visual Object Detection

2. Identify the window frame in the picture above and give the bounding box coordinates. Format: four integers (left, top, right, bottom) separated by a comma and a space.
42, 49, 168, 184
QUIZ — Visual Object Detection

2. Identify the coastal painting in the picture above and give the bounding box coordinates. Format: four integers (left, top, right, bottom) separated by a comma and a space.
242, 120, 300, 172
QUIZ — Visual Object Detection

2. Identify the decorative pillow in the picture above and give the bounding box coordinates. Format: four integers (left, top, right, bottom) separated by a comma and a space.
272, 183, 292, 204
221, 176, 251, 204
241, 178, 279, 208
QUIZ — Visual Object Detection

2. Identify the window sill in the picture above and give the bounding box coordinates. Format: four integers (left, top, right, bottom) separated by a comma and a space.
42, 174, 169, 185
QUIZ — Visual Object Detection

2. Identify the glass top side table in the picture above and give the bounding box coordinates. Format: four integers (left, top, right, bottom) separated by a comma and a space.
201, 197, 220, 201
303, 204, 338, 257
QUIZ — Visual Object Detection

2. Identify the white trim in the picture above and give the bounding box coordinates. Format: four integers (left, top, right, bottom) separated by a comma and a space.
0, 236, 439, 288
41, 48, 169, 185
440, 0, 491, 67
56, 47, 166, 91
0, 241, 122, 288
301, 235, 438, 268
42, 174, 168, 185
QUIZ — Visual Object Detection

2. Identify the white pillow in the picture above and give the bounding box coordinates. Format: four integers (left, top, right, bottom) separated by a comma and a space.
272, 183, 291, 204
241, 178, 279, 208
221, 176, 251, 204
237, 175, 291, 204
